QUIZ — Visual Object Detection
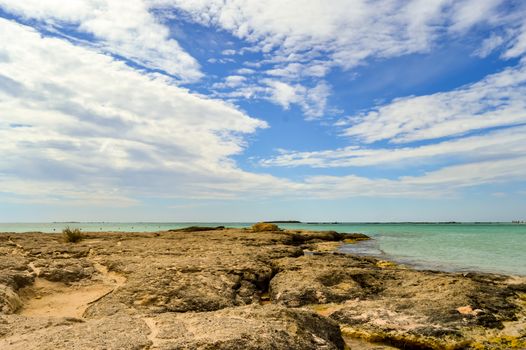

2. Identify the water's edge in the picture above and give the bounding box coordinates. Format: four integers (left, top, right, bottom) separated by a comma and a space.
1, 222, 525, 276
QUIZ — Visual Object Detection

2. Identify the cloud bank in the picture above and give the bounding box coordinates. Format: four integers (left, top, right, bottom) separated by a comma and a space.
1, 1, 526, 213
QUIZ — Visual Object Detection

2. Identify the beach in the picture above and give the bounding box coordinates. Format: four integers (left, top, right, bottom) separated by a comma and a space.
0, 226, 525, 349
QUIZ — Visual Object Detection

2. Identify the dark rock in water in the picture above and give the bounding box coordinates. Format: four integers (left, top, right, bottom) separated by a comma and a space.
342, 232, 370, 240
287, 230, 347, 245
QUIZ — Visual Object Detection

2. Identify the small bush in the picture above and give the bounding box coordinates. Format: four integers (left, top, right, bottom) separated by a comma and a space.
251, 222, 280, 232
63, 227, 83, 243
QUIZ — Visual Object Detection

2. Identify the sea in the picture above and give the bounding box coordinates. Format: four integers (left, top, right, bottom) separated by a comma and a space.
1, 222, 525, 276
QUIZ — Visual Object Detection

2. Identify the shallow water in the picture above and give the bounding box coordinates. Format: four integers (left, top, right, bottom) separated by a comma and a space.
327, 222, 526, 276
1, 222, 525, 276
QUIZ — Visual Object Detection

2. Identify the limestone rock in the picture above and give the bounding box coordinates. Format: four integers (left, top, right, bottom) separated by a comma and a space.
270, 254, 383, 307
0, 229, 524, 350
0, 315, 150, 350
148, 304, 345, 350
0, 285, 22, 314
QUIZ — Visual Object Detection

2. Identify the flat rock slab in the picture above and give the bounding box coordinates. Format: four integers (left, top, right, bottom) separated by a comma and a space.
146, 304, 344, 350
0, 315, 151, 350
0, 305, 344, 350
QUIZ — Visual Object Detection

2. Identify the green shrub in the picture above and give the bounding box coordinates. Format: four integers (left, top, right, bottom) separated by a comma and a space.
63, 227, 83, 243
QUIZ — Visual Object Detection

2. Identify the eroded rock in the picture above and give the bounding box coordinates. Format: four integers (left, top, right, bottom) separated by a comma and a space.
270, 254, 384, 307
0, 229, 524, 350
0, 315, 151, 350
147, 304, 345, 350
0, 285, 22, 314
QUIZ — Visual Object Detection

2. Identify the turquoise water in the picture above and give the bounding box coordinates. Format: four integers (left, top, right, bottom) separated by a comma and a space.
1, 222, 525, 276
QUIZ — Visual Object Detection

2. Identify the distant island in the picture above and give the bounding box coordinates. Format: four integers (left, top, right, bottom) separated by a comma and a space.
306, 222, 341, 224
263, 220, 302, 223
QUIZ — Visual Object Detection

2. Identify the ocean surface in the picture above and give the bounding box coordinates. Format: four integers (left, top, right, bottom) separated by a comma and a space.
1, 222, 525, 276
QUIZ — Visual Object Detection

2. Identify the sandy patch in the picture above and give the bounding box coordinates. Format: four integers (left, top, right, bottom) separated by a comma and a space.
18, 262, 126, 318
18, 279, 113, 318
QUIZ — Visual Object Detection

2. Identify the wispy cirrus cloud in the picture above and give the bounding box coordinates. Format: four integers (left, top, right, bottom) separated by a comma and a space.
260, 125, 526, 168
165, 0, 526, 121
301, 156, 526, 198
211, 78, 330, 119
339, 60, 526, 144
167, 0, 526, 74
169, 0, 469, 69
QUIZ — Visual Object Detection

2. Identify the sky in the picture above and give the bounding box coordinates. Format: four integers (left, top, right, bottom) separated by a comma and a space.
1, 0, 526, 222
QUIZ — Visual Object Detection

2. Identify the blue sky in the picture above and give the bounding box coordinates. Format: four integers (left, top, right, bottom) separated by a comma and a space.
1, 0, 526, 222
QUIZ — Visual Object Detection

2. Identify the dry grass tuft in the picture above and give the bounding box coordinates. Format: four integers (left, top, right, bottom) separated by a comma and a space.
63, 227, 83, 243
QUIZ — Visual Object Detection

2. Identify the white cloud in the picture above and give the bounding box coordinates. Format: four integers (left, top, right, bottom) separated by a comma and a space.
300, 156, 526, 198
167, 0, 515, 75
2, 2, 526, 207
261, 80, 330, 118
266, 61, 331, 79
211, 78, 330, 119
448, 0, 503, 33
212, 75, 247, 89
340, 61, 526, 144
263, 80, 303, 109
222, 49, 236, 56
157, 0, 526, 122
260, 126, 526, 168
0, 17, 523, 205
503, 22, 526, 58
266, 63, 304, 79
7, 1, 523, 122
0, 19, 285, 203
0, 0, 202, 82
474, 33, 505, 58
236, 68, 256, 75
303, 82, 330, 119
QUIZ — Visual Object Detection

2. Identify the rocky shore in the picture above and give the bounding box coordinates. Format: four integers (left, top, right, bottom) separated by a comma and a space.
0, 226, 525, 349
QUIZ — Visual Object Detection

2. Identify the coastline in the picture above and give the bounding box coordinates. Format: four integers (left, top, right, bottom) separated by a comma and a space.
1, 222, 524, 277
1, 227, 525, 349
339, 238, 526, 277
